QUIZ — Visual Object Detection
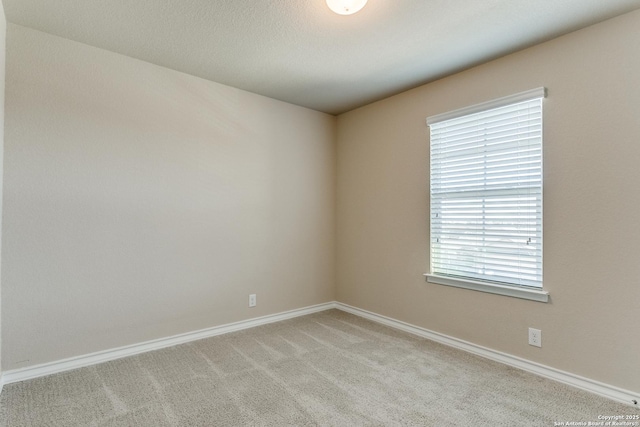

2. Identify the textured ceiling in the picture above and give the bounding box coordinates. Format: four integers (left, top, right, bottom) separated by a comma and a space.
4, 0, 640, 114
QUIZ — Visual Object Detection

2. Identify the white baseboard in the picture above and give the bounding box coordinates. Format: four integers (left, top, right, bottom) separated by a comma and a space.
335, 302, 639, 408
1, 302, 337, 387
2, 300, 638, 409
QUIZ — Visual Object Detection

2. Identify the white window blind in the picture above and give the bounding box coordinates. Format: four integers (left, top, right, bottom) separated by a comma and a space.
428, 88, 545, 289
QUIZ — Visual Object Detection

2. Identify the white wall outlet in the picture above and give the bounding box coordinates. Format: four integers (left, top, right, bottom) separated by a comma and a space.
249, 294, 256, 308
528, 328, 542, 347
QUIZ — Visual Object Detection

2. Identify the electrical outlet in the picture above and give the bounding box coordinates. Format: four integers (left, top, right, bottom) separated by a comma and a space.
249, 294, 256, 308
528, 328, 541, 347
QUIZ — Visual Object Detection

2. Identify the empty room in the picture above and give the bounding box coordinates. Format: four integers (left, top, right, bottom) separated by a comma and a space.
0, 0, 639, 425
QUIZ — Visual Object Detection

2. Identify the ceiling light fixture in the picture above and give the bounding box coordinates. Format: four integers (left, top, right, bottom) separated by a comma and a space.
326, 0, 368, 15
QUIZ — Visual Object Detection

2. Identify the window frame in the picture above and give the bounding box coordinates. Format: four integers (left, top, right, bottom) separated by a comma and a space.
425, 88, 549, 303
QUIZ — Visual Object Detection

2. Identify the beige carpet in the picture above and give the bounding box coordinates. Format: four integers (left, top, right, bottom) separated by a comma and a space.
0, 309, 637, 426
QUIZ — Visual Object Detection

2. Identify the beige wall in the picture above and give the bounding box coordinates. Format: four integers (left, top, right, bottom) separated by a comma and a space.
1, 24, 336, 369
336, 10, 640, 393
0, 0, 6, 378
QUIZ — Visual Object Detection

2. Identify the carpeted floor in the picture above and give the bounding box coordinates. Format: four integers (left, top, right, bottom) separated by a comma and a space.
0, 309, 637, 426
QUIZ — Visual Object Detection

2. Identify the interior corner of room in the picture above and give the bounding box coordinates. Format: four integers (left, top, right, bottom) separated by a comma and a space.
0, 0, 639, 420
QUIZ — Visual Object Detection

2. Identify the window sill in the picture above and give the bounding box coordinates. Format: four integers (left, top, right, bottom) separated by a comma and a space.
424, 274, 549, 303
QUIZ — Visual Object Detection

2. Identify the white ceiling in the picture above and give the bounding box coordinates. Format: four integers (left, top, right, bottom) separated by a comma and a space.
4, 0, 640, 115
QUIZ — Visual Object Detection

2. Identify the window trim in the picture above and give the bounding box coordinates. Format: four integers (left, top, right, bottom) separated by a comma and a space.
426, 88, 548, 303
424, 274, 549, 303
427, 87, 547, 125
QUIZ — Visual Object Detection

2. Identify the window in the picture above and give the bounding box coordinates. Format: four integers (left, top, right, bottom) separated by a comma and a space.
426, 88, 548, 302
